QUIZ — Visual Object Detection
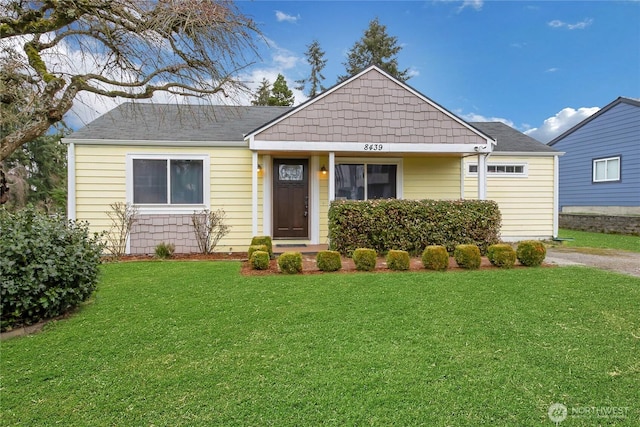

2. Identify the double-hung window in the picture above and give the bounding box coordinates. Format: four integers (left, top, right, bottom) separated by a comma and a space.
128, 155, 208, 208
335, 162, 399, 200
593, 156, 620, 182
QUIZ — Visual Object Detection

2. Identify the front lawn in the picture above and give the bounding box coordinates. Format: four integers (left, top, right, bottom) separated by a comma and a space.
558, 228, 640, 253
2, 262, 639, 425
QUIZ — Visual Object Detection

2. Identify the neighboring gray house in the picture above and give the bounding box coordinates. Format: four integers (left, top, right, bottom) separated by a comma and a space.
548, 97, 640, 215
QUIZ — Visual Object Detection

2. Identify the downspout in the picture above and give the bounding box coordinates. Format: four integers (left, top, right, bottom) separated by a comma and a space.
328, 152, 335, 201
553, 154, 559, 238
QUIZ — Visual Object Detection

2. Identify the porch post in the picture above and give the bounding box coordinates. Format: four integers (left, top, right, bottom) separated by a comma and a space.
478, 153, 487, 200
329, 151, 335, 201
252, 151, 258, 236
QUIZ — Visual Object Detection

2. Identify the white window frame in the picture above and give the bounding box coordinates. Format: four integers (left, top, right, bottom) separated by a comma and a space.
466, 162, 528, 178
592, 156, 620, 183
334, 157, 403, 200
126, 153, 210, 214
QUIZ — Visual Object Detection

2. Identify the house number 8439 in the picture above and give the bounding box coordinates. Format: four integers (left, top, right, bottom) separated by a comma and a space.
363, 144, 384, 151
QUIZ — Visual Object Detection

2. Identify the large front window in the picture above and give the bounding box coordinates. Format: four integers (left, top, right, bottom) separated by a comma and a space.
132, 157, 204, 205
335, 163, 397, 200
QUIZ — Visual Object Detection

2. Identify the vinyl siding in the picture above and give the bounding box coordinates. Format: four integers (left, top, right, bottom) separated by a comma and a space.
403, 157, 461, 199
73, 144, 259, 252
551, 102, 640, 208
464, 156, 555, 239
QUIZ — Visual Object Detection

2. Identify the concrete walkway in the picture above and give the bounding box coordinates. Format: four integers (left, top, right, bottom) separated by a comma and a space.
546, 247, 640, 278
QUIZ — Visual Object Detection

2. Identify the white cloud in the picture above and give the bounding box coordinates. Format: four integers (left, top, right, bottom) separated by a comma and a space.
459, 0, 484, 11
275, 10, 300, 23
545, 67, 558, 73
548, 18, 593, 30
524, 106, 600, 143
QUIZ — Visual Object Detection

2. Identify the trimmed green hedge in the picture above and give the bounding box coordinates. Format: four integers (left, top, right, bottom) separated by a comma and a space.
386, 250, 410, 271
250, 236, 273, 259
250, 250, 270, 270
487, 244, 516, 269
352, 248, 377, 271
277, 251, 302, 274
516, 240, 546, 267
316, 250, 342, 272
454, 244, 481, 270
328, 199, 501, 256
422, 245, 449, 271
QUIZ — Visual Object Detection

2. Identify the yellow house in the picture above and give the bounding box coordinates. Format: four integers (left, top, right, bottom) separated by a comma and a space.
65, 66, 561, 254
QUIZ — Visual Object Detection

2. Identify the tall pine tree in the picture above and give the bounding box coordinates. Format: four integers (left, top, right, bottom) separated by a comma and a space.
341, 17, 409, 82
251, 78, 272, 106
268, 74, 295, 106
296, 40, 328, 98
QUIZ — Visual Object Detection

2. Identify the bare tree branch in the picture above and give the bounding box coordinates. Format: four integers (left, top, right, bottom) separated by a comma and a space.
1, 0, 261, 161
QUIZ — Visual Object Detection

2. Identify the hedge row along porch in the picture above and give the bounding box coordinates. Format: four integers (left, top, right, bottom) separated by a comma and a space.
65, 65, 562, 254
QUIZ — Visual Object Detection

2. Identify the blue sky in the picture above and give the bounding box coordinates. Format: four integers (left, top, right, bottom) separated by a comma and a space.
232, 0, 640, 142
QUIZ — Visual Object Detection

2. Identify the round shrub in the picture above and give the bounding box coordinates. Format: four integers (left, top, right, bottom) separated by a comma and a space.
386, 250, 410, 271
454, 244, 481, 270
316, 250, 342, 272
352, 248, 377, 271
487, 244, 516, 268
0, 207, 105, 332
250, 250, 270, 270
422, 245, 449, 271
154, 242, 175, 259
516, 240, 546, 267
251, 236, 273, 259
248, 244, 268, 261
277, 251, 303, 274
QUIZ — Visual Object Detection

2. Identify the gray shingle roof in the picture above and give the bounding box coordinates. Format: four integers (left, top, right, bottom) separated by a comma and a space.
67, 102, 293, 141
67, 102, 558, 154
470, 122, 559, 153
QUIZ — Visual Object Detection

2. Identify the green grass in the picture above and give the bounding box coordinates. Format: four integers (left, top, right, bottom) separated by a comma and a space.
557, 228, 640, 253
2, 262, 639, 426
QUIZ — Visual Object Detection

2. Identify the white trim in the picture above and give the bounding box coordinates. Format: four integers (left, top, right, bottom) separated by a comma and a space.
67, 142, 76, 220
250, 140, 492, 154
63, 138, 246, 147
478, 154, 487, 200
460, 157, 465, 199
465, 161, 529, 178
252, 151, 258, 237
592, 156, 621, 182
490, 151, 563, 157
262, 154, 272, 237
553, 155, 559, 238
310, 156, 320, 244
125, 153, 210, 215
329, 152, 335, 202
245, 65, 496, 147
334, 157, 403, 200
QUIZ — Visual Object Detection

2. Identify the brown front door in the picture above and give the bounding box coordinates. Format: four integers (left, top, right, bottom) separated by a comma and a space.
273, 159, 309, 238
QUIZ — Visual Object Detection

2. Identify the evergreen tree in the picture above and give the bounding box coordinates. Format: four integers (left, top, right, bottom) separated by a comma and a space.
268, 74, 295, 106
2, 132, 67, 213
251, 78, 272, 106
296, 40, 328, 98
340, 17, 409, 82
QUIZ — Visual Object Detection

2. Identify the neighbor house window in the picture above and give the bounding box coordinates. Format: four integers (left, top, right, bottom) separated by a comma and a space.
335, 163, 397, 200
467, 163, 527, 177
131, 156, 205, 205
593, 156, 620, 182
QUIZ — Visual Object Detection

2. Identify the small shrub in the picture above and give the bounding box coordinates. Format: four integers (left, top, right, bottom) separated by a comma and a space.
454, 244, 481, 270
251, 236, 273, 259
386, 250, 410, 271
487, 244, 516, 268
316, 250, 342, 272
278, 251, 302, 274
248, 244, 268, 261
516, 240, 546, 267
352, 248, 377, 271
154, 242, 175, 259
105, 202, 138, 259
422, 245, 449, 271
191, 209, 230, 254
250, 250, 270, 270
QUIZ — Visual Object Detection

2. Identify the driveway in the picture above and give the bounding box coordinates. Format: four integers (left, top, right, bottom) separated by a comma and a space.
546, 247, 640, 278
